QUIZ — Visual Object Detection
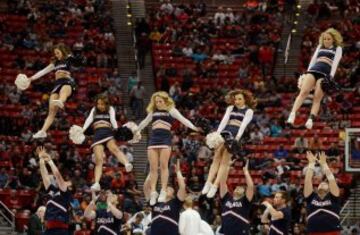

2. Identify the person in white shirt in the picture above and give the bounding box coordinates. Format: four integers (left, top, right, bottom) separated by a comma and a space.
179, 196, 202, 235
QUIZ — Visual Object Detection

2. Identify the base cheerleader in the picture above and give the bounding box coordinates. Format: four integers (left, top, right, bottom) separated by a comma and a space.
84, 191, 123, 235
36, 146, 72, 235
71, 94, 133, 192
15, 43, 83, 139
137, 91, 199, 205
203, 89, 256, 198
304, 151, 341, 235
287, 28, 343, 129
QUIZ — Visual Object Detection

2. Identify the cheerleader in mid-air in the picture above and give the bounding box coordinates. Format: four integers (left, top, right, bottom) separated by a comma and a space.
203, 89, 256, 198
287, 28, 343, 129
137, 91, 200, 205
69, 94, 134, 192
15, 43, 83, 139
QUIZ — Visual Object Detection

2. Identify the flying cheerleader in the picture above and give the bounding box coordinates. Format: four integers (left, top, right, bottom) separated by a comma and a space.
15, 43, 84, 139
69, 94, 139, 192
203, 89, 256, 198
137, 91, 200, 205
287, 28, 343, 129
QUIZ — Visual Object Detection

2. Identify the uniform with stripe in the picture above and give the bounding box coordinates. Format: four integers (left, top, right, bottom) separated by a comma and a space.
150, 197, 183, 235
44, 184, 72, 235
221, 192, 252, 235
96, 208, 122, 235
306, 192, 341, 234
269, 207, 291, 235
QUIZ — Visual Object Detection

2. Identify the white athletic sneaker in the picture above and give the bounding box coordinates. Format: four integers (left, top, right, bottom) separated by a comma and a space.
149, 191, 159, 206
305, 118, 313, 129
286, 112, 296, 125
33, 130, 47, 139
201, 182, 212, 195
91, 182, 101, 192
125, 163, 133, 172
157, 189, 167, 203
206, 185, 218, 198
51, 100, 64, 109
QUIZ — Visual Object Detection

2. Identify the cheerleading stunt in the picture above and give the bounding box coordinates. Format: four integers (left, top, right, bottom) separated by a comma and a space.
203, 89, 256, 198
137, 91, 200, 205
15, 43, 83, 139
287, 28, 343, 129
69, 94, 139, 192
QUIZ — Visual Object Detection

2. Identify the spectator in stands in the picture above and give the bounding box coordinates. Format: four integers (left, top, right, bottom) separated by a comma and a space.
274, 144, 289, 160
27, 206, 46, 235
0, 168, 9, 188
293, 135, 309, 153
287, 28, 343, 129
130, 81, 146, 120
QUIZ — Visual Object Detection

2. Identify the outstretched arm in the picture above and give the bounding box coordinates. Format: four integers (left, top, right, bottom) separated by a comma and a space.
36, 147, 51, 190
30, 64, 55, 81
319, 151, 339, 197
304, 151, 316, 198
243, 160, 254, 201
176, 159, 186, 201
235, 109, 254, 141
169, 108, 198, 131
216, 106, 233, 134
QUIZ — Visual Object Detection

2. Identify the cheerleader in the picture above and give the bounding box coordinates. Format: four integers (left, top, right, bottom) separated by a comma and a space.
18, 43, 83, 139
287, 28, 343, 129
202, 89, 256, 198
36, 146, 72, 235
304, 151, 341, 235
261, 192, 291, 235
84, 191, 123, 235
220, 159, 254, 235
137, 91, 199, 205
78, 95, 133, 192
144, 159, 186, 235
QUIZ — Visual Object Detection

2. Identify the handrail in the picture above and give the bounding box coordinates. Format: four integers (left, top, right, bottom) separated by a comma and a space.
0, 200, 15, 231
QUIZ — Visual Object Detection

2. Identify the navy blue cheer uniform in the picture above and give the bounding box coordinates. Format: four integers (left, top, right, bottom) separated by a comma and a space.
306, 45, 342, 80
44, 184, 72, 235
269, 206, 291, 235
137, 108, 198, 149
306, 192, 341, 234
96, 208, 122, 235
221, 193, 252, 235
82, 106, 118, 148
150, 197, 183, 235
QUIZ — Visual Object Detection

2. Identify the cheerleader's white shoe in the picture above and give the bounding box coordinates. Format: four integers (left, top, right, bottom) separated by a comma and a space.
91, 182, 101, 192
51, 100, 64, 109
305, 119, 313, 129
201, 182, 212, 195
125, 163, 133, 172
149, 191, 159, 206
33, 130, 47, 139
206, 185, 218, 198
157, 189, 167, 203
286, 112, 296, 125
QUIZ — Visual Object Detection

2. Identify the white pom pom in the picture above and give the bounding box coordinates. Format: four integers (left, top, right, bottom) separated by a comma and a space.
123, 122, 142, 144
206, 132, 224, 149
297, 74, 305, 89
15, 74, 31, 91
69, 125, 85, 144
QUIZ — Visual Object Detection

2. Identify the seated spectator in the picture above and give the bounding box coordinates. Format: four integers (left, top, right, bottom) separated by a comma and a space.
274, 144, 288, 160
293, 135, 308, 153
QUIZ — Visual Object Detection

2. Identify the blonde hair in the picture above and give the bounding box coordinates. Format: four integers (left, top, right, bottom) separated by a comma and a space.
146, 91, 175, 113
319, 28, 343, 47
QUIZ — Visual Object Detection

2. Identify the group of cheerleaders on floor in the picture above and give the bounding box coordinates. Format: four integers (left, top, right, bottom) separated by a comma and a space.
14, 27, 345, 235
